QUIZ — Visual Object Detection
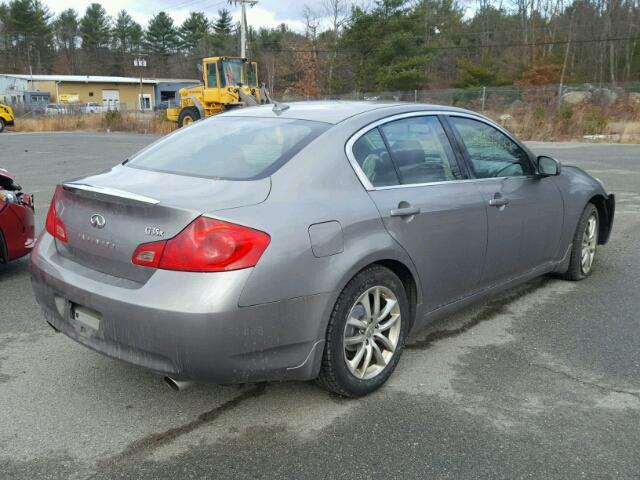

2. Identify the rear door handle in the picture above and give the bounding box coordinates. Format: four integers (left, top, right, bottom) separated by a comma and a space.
390, 206, 421, 217
489, 197, 509, 207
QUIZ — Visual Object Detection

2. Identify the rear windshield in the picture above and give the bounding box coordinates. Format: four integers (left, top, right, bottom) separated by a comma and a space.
126, 116, 329, 180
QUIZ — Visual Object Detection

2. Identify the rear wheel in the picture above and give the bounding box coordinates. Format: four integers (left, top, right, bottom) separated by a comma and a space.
178, 107, 200, 128
562, 203, 599, 281
0, 118, 5, 133
317, 265, 410, 397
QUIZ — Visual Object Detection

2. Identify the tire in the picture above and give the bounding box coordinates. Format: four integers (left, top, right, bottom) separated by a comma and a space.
0, 118, 5, 133
562, 203, 599, 281
317, 265, 410, 397
178, 107, 200, 128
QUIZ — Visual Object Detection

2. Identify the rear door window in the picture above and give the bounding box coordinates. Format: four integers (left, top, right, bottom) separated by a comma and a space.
380, 116, 462, 184
127, 116, 329, 180
351, 129, 400, 187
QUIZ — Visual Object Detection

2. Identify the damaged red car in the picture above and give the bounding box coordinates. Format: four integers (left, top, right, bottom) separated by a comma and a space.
0, 168, 35, 263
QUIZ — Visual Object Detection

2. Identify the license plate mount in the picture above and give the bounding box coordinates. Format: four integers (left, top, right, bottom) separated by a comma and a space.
70, 303, 101, 336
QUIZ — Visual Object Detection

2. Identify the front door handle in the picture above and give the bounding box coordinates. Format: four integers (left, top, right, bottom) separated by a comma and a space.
390, 206, 421, 217
489, 197, 509, 207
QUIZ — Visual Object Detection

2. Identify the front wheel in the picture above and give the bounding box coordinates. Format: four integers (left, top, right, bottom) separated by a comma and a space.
317, 265, 410, 397
0, 118, 5, 133
562, 203, 599, 281
178, 107, 200, 128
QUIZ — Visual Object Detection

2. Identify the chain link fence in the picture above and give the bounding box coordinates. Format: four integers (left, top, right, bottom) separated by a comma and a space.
282, 82, 640, 112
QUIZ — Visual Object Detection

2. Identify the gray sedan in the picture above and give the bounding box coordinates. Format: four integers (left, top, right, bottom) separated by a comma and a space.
31, 102, 615, 397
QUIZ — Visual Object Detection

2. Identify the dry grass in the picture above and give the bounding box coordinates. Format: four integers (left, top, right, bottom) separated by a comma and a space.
12, 111, 177, 135
487, 100, 640, 143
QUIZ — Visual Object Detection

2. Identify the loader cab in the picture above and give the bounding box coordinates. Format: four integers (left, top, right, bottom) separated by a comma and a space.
202, 57, 259, 89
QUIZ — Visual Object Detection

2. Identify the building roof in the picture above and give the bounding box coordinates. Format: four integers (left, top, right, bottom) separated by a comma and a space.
1, 74, 199, 85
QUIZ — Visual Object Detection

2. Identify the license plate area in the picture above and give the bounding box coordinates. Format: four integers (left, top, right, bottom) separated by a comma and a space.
70, 303, 102, 336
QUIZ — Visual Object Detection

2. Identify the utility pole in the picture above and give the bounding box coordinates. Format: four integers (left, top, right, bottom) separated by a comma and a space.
229, 0, 257, 58
133, 54, 148, 111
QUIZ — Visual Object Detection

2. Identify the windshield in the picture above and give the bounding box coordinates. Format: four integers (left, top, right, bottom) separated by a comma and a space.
126, 116, 329, 180
220, 59, 244, 86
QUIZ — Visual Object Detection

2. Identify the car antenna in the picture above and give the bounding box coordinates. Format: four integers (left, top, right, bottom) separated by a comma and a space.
272, 100, 290, 114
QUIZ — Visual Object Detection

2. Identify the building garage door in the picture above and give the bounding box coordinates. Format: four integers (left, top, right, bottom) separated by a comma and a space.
102, 90, 120, 111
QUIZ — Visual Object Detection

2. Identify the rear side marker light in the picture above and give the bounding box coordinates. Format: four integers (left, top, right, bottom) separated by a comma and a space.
45, 185, 68, 242
132, 216, 270, 272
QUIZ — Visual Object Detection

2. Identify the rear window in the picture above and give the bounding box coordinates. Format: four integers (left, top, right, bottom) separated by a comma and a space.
127, 116, 329, 180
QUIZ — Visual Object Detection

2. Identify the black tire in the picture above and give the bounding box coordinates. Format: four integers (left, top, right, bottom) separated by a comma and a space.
561, 203, 599, 281
0, 118, 5, 133
178, 107, 200, 128
316, 265, 410, 397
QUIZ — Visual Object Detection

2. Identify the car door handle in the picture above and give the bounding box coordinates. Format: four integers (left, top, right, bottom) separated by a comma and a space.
488, 197, 509, 207
390, 206, 421, 217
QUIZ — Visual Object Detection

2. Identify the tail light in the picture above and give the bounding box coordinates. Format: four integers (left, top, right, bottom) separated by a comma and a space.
132, 216, 270, 272
45, 185, 68, 242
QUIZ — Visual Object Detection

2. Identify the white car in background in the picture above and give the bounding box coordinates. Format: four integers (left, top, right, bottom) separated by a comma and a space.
82, 102, 103, 114
45, 104, 68, 116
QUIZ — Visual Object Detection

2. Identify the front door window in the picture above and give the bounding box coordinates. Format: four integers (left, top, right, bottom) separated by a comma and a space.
449, 117, 532, 178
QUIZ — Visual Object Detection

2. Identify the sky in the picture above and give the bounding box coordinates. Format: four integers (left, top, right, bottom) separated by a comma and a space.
45, 0, 316, 32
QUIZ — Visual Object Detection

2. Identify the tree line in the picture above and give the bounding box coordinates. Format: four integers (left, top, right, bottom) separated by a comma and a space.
0, 0, 638, 96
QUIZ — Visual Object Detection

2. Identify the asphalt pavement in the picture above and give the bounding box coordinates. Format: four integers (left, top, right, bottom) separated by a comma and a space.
1, 132, 639, 479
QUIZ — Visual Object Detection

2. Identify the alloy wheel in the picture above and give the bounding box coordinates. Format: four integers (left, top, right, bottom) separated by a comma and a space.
343, 286, 402, 380
581, 214, 598, 275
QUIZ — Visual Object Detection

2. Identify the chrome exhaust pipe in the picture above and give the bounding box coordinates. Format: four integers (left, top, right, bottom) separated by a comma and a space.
164, 376, 195, 391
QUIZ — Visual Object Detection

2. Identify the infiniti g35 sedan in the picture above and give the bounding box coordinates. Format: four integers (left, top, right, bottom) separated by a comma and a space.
31, 102, 614, 397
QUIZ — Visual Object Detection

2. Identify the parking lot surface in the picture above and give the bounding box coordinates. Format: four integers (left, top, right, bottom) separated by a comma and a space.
1, 132, 639, 479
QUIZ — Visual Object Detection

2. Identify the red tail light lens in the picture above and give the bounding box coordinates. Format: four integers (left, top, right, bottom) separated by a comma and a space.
45, 185, 68, 243
132, 217, 270, 272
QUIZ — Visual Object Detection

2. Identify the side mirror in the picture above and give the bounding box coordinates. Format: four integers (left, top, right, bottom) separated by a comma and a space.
537, 155, 561, 176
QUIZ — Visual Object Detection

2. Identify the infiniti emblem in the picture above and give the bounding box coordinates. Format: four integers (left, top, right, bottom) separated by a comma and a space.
90, 214, 106, 229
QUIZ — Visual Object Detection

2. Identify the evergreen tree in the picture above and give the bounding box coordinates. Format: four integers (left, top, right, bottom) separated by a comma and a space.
112, 10, 141, 54
80, 3, 111, 54
54, 8, 79, 73
179, 11, 209, 51
213, 8, 233, 35
145, 11, 178, 54
3, 0, 54, 73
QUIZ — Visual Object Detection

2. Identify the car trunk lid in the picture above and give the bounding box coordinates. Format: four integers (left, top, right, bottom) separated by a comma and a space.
55, 165, 271, 283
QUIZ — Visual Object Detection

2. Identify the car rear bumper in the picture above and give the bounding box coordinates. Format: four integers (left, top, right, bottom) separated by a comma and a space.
31, 233, 329, 383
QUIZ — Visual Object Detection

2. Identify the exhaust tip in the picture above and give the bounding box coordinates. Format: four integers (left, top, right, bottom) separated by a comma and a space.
164, 376, 194, 391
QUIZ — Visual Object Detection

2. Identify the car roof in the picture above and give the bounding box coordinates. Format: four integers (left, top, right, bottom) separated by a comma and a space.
220, 100, 473, 125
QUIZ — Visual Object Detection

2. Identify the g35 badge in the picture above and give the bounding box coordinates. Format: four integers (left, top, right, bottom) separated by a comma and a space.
144, 227, 165, 237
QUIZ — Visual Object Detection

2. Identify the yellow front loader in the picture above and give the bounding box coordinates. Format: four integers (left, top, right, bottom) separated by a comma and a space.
166, 56, 271, 127
0, 103, 15, 133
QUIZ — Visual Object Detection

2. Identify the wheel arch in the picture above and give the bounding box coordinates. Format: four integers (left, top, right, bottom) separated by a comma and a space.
588, 194, 614, 244
374, 259, 419, 331
327, 253, 423, 336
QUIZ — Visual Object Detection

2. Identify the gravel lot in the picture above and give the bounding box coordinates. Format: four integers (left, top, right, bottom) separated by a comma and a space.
1, 132, 639, 479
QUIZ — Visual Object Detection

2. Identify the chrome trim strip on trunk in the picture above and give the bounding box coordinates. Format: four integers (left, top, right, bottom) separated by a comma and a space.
62, 183, 160, 205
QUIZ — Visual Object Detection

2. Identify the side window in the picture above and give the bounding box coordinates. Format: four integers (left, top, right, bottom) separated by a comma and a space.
379, 116, 461, 184
206, 63, 218, 88
449, 117, 532, 178
352, 129, 400, 187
